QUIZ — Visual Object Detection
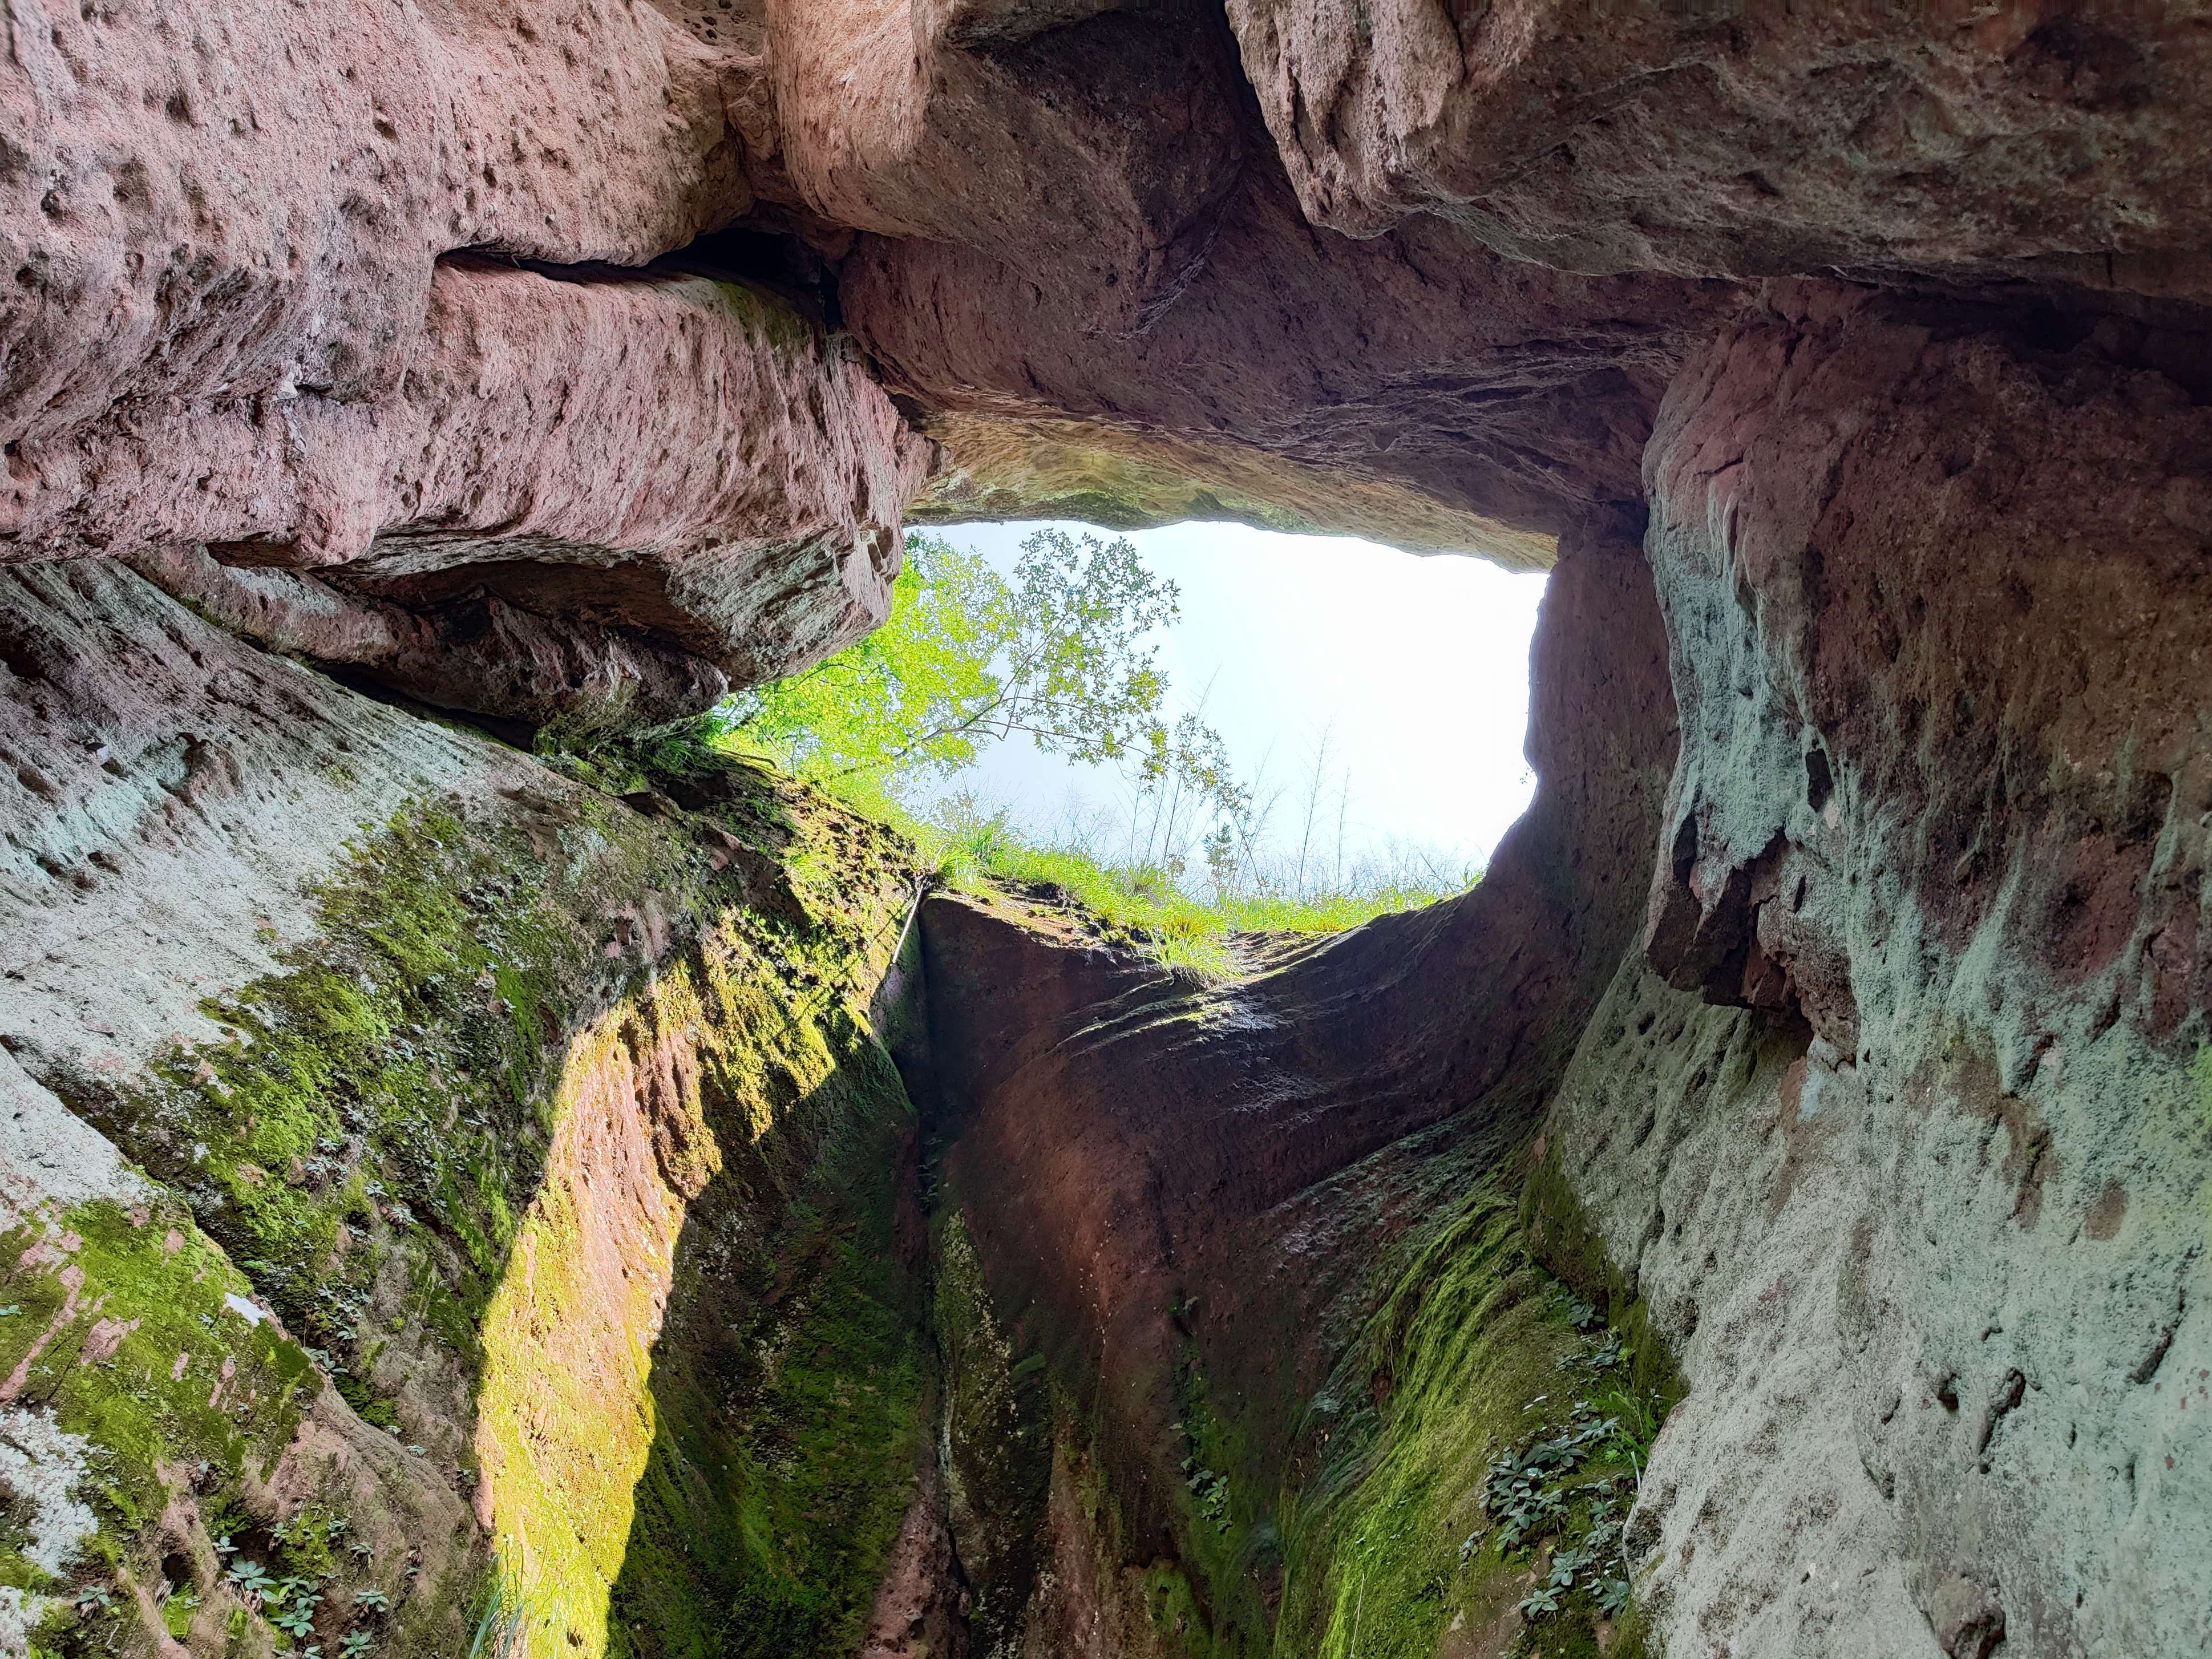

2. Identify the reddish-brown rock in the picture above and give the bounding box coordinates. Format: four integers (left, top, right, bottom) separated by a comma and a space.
1227, 2, 2212, 290
1542, 286, 2212, 1656
1641, 284, 2212, 1036
2, 1, 927, 721
917, 519, 1677, 1632
848, 165, 1733, 559
6, 254, 925, 720
766, 0, 1247, 334
1, 0, 759, 433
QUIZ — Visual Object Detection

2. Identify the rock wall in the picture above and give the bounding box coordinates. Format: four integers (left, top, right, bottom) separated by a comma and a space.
1546, 289, 2212, 1657
1, 564, 935, 1656
5, 5, 2212, 1658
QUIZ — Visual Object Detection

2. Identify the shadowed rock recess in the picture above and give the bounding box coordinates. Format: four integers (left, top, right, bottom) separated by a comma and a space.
2, 6, 2208, 1658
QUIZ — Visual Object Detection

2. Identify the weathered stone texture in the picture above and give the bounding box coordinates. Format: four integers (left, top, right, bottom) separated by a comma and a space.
5, 5, 2212, 1657
849, 163, 1729, 562
1548, 291, 2212, 1656
1227, 1, 2212, 288
3, 5, 929, 721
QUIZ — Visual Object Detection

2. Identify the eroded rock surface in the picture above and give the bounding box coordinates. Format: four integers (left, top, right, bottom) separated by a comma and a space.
5, 5, 2212, 1658
1227, 3, 2212, 288
3, 5, 925, 723
1, 565, 932, 1656
1554, 288, 2212, 1657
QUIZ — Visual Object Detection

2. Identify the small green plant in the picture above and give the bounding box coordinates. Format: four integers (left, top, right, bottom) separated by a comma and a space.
1182, 1459, 1234, 1532
468, 1572, 536, 1659
1591, 1379, 1668, 1466
161, 1587, 201, 1639
1580, 1333, 1628, 1371
273, 1599, 321, 1639
1517, 1583, 1561, 1617
339, 1632, 377, 1657
1555, 1289, 1604, 1332
225, 1559, 275, 1601
1474, 1299, 1675, 1632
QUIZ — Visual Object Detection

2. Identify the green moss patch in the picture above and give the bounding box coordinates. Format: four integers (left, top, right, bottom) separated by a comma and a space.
1519, 1145, 1686, 1421
932, 1210, 1054, 1648
18, 724, 929, 1657
1273, 1172, 1675, 1658
454, 742, 928, 1659
71, 804, 652, 1397
0, 1196, 314, 1647
604, 1032, 924, 1659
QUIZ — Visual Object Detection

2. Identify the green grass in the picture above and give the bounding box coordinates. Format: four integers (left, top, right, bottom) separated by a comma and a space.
690, 720, 1474, 979
901, 799, 1470, 980
956, 839, 1466, 981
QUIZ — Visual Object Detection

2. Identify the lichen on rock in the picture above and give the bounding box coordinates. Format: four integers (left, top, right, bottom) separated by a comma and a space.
7, 5, 2212, 1655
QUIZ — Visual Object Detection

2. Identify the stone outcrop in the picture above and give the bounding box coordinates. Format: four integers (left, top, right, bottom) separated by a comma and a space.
3, 3, 926, 723
1226, 3, 2212, 288
5, 5, 2212, 1658
2, 562, 933, 1657
1553, 289, 2212, 1656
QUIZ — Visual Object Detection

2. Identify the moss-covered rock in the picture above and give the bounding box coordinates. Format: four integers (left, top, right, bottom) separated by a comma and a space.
1277, 1171, 1675, 1659
6, 718, 937, 1658
915, 884, 1687, 1659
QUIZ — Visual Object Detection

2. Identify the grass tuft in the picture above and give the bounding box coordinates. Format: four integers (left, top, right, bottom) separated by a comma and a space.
919, 803, 1471, 981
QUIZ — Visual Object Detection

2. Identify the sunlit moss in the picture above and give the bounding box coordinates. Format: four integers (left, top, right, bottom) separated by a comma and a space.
941, 840, 1474, 982
462, 754, 927, 1659
1271, 1168, 1680, 1659
19, 731, 928, 1657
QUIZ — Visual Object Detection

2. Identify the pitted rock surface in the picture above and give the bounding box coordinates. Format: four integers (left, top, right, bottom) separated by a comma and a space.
4, 6, 2212, 1658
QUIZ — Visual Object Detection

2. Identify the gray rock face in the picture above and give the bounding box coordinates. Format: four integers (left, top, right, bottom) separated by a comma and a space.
0, 560, 551, 1088
1543, 290, 2212, 1657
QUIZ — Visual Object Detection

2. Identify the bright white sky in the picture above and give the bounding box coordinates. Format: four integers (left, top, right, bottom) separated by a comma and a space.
928, 519, 1550, 874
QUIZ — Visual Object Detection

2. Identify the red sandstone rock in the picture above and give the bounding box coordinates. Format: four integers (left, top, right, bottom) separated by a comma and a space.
1643, 285, 2212, 1028
6, 257, 926, 718
1227, 1, 2212, 291
1, 0, 754, 434
1, 1, 926, 719
765, 0, 1247, 335
847, 165, 1733, 558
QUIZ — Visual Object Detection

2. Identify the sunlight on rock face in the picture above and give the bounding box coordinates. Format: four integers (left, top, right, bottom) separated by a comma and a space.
5, 5, 2211, 1656
472, 982, 719, 1659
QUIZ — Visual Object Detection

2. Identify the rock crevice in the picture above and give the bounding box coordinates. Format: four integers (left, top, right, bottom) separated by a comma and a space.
6, 6, 2212, 1657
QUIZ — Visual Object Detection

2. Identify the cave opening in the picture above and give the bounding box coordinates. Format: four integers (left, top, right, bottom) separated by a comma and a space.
931, 519, 1549, 883
718, 512, 1552, 965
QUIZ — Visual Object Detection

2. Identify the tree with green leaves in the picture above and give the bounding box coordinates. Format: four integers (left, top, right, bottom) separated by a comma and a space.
725, 529, 1234, 821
